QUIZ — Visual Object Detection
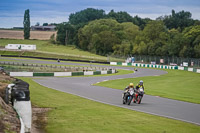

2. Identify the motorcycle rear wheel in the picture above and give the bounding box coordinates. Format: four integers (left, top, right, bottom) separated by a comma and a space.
137, 96, 142, 104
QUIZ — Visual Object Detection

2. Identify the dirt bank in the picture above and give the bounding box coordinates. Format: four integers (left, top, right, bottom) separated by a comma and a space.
0, 70, 49, 133
0, 71, 20, 133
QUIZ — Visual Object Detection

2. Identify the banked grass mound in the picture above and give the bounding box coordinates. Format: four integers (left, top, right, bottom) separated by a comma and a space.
95, 69, 200, 104
0, 39, 107, 62
20, 77, 200, 133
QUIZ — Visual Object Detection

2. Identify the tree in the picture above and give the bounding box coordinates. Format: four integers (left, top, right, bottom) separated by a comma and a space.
35, 22, 40, 26
56, 22, 76, 45
179, 45, 191, 57
49, 34, 56, 44
23, 9, 30, 39
107, 10, 133, 23
137, 41, 148, 55
69, 8, 106, 25
163, 10, 194, 31
194, 43, 200, 57
143, 21, 167, 41
54, 8, 199, 58
78, 19, 121, 55
181, 25, 200, 57
132, 15, 151, 30
120, 22, 139, 41
43, 23, 48, 26
168, 29, 184, 56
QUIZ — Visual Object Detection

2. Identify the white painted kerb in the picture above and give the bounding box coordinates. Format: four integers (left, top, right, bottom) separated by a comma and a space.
14, 101, 32, 133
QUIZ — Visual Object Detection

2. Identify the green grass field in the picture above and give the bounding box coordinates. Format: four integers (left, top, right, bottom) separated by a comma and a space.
96, 69, 200, 104
19, 77, 200, 133
0, 38, 107, 61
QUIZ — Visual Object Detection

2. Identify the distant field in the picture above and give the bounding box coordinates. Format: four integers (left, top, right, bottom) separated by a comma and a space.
0, 30, 56, 40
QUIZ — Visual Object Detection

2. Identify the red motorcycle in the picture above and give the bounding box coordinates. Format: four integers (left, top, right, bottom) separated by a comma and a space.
133, 87, 144, 104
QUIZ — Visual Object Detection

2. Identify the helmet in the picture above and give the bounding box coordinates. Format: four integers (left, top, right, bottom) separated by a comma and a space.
129, 83, 134, 88
140, 80, 143, 85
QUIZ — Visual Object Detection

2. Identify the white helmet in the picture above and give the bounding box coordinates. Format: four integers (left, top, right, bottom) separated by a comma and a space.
140, 80, 143, 85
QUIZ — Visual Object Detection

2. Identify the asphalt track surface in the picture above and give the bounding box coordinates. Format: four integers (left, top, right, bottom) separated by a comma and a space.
1, 57, 200, 125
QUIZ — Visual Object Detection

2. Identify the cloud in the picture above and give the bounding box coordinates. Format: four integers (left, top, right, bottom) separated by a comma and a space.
0, 0, 200, 28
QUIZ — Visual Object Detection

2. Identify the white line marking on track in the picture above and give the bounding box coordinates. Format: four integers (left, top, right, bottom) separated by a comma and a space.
35, 80, 200, 126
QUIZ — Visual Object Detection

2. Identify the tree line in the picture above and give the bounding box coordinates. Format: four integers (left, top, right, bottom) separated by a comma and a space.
55, 8, 200, 58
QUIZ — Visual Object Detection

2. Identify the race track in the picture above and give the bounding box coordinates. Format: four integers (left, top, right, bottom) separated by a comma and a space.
1, 57, 200, 125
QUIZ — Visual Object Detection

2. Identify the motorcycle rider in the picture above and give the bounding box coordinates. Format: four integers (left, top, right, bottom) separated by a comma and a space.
136, 80, 144, 90
123, 83, 134, 102
133, 80, 144, 103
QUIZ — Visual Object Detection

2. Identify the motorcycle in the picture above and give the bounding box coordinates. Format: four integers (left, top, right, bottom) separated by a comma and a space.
133, 87, 144, 104
123, 88, 134, 105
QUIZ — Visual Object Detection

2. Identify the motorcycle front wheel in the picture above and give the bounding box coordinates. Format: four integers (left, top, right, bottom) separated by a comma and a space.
127, 96, 132, 105
123, 99, 126, 104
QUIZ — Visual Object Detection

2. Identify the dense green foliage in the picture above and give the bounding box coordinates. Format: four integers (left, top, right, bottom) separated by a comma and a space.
158, 10, 195, 31
56, 8, 200, 58
69, 8, 106, 25
23, 9, 30, 39
106, 10, 133, 23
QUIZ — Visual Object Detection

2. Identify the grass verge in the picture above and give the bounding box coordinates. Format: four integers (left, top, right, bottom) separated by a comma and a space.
0, 38, 107, 61
0, 57, 110, 66
95, 69, 200, 104
19, 77, 200, 133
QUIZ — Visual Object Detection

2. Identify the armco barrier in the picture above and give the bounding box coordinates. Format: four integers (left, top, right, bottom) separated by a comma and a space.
112, 70, 116, 73
110, 62, 199, 73
94, 71, 101, 75
188, 68, 193, 72
72, 72, 84, 76
9, 70, 117, 77
117, 62, 122, 65
107, 70, 112, 74
122, 63, 127, 66
33, 73, 54, 76
54, 72, 72, 76
110, 62, 117, 65
10, 72, 33, 77
178, 66, 184, 70
84, 71, 94, 75
197, 69, 200, 73
101, 71, 107, 75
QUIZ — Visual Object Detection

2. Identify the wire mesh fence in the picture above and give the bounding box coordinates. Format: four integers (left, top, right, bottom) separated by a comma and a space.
108, 55, 200, 68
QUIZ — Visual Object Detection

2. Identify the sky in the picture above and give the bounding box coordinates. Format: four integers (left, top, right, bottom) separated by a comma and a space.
0, 0, 200, 28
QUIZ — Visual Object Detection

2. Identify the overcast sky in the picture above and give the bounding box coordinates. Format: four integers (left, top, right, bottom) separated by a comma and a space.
1, 0, 200, 28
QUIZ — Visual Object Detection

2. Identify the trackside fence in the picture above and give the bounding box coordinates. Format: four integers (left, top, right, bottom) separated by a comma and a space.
110, 62, 200, 73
